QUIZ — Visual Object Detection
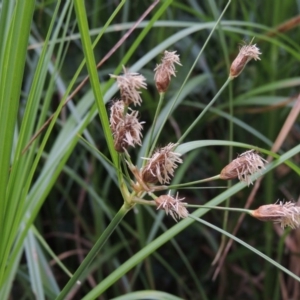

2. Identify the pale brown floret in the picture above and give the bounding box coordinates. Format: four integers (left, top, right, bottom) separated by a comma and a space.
141, 143, 182, 184
109, 100, 125, 133
154, 50, 181, 93
220, 150, 267, 186
230, 43, 261, 78
109, 100, 144, 152
251, 201, 300, 229
155, 193, 188, 221
110, 66, 147, 106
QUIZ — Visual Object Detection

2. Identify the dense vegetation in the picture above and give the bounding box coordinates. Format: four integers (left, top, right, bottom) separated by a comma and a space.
0, 1, 300, 299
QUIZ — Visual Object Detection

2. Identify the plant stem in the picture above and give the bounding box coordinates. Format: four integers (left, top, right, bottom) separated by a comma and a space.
168, 174, 221, 189
55, 204, 131, 300
178, 76, 232, 143
186, 205, 251, 214
146, 92, 165, 160
133, 198, 156, 206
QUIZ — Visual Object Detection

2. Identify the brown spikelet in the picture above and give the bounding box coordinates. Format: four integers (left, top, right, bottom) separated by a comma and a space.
141, 143, 182, 184
155, 193, 188, 221
110, 66, 147, 106
230, 43, 261, 78
251, 201, 300, 229
109, 100, 144, 152
220, 150, 267, 186
154, 51, 181, 93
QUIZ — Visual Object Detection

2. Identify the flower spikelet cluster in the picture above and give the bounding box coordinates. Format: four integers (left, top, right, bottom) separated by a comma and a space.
141, 143, 182, 185
110, 100, 144, 152
251, 201, 300, 229
154, 50, 181, 93
220, 150, 267, 186
110, 66, 147, 106
230, 43, 261, 78
155, 193, 188, 221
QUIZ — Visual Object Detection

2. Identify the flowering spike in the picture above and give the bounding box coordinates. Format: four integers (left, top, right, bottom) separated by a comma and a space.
110, 66, 147, 106
155, 193, 188, 221
141, 143, 182, 184
109, 100, 144, 152
109, 100, 125, 132
230, 42, 261, 78
220, 150, 267, 186
251, 201, 300, 229
154, 50, 181, 93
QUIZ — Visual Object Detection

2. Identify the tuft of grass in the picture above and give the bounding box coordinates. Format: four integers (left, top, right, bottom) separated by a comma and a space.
0, 1, 300, 299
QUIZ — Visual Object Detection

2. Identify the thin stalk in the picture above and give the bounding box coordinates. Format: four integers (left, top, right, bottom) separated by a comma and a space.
55, 204, 131, 300
189, 215, 300, 282
167, 174, 221, 189
145, 92, 165, 161
213, 79, 233, 265
187, 205, 251, 214
151, 0, 232, 149
178, 76, 232, 143
133, 198, 156, 206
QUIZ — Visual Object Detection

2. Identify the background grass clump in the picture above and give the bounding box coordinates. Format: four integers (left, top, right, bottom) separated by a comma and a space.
0, 0, 300, 299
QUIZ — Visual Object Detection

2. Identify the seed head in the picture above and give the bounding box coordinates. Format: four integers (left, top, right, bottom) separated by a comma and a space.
230, 42, 261, 78
154, 50, 181, 93
109, 100, 125, 133
110, 66, 147, 106
155, 193, 188, 221
141, 143, 182, 184
109, 100, 144, 152
251, 201, 300, 229
220, 150, 267, 186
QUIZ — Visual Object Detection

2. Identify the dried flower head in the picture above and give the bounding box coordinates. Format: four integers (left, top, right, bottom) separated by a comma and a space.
220, 150, 267, 186
155, 193, 188, 221
110, 66, 147, 106
110, 101, 144, 152
154, 50, 182, 93
230, 42, 261, 78
141, 143, 182, 185
109, 100, 125, 133
251, 201, 300, 229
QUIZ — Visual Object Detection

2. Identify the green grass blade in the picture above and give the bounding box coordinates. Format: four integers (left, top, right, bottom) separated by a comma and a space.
74, 0, 119, 168
0, 0, 36, 285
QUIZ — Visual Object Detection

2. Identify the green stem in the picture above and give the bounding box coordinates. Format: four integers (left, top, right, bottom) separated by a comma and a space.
55, 204, 130, 300
168, 174, 221, 189
186, 205, 251, 214
146, 92, 165, 160
133, 198, 156, 206
178, 77, 232, 143
150, 0, 232, 150
189, 215, 300, 282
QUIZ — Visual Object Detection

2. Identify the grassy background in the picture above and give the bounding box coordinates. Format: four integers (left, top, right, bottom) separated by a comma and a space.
0, 0, 300, 299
